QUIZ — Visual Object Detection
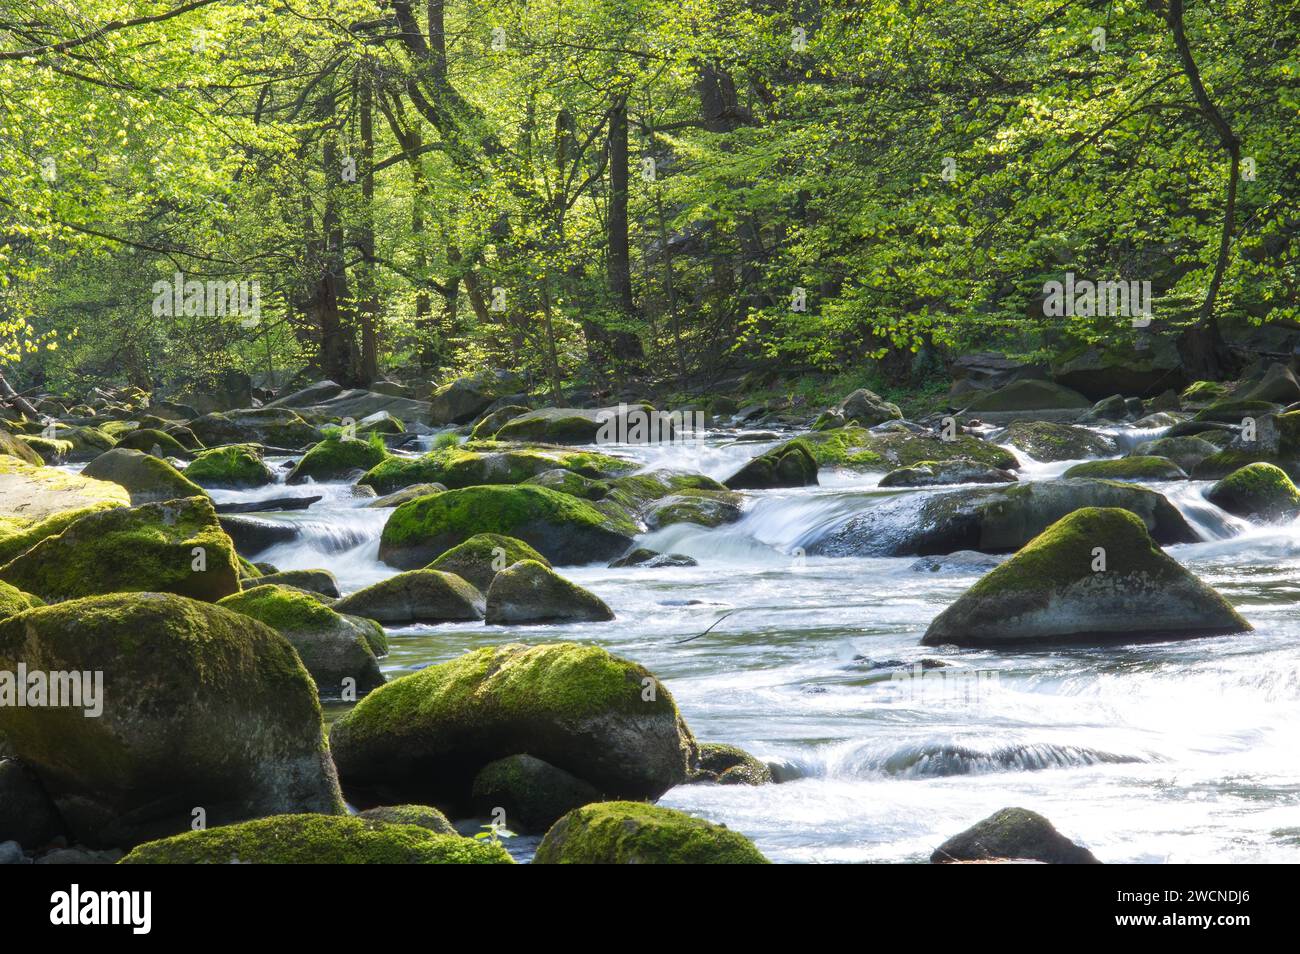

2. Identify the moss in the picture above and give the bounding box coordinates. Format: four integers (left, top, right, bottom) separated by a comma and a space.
533, 801, 769, 864
218, 582, 342, 632
119, 814, 512, 864
426, 533, 549, 591
803, 426, 1016, 471
0, 496, 241, 603
1206, 462, 1300, 520
288, 432, 390, 483
0, 502, 124, 565
185, 444, 274, 488
356, 804, 456, 834
1181, 380, 1229, 404
1192, 399, 1281, 423
1061, 456, 1186, 480
114, 428, 190, 457
378, 483, 636, 567
15, 435, 73, 463
359, 442, 630, 494
0, 579, 41, 620
1190, 448, 1284, 480
82, 448, 208, 503
997, 421, 1117, 462
693, 742, 773, 785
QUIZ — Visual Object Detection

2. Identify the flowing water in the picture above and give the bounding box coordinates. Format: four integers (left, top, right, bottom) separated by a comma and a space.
200, 429, 1300, 864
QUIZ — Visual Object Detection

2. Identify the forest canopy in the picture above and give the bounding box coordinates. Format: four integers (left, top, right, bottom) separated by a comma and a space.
1, 0, 1296, 400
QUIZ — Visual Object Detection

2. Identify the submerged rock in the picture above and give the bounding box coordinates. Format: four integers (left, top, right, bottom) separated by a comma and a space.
471, 754, 602, 834
329, 642, 696, 807
218, 584, 385, 697
533, 802, 769, 864
334, 569, 485, 624
920, 508, 1249, 647
120, 814, 511, 864
644, 490, 743, 528
0, 593, 344, 846
931, 807, 1100, 864
1205, 462, 1300, 521
690, 742, 773, 785
994, 421, 1118, 462
484, 560, 613, 624
609, 548, 698, 568
724, 438, 819, 489
0, 496, 241, 603
879, 458, 1017, 488
378, 484, 636, 568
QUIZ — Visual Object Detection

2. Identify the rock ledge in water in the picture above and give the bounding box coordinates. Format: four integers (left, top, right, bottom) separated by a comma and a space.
931, 807, 1100, 864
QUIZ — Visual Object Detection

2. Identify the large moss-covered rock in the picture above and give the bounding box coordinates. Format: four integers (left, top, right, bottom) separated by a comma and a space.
189, 408, 320, 448
255, 568, 340, 599
0, 497, 241, 603
831, 388, 902, 427
333, 570, 485, 624
643, 490, 744, 529
360, 442, 630, 495
0, 579, 41, 621
994, 421, 1118, 462
288, 433, 390, 484
429, 371, 523, 425
1192, 398, 1282, 424
533, 802, 769, 865
809, 478, 1197, 557
879, 459, 1017, 488
81, 448, 207, 504
803, 427, 1018, 472
184, 444, 276, 489
427, 533, 550, 592
114, 428, 192, 458
1190, 411, 1300, 478
329, 643, 696, 806
964, 379, 1092, 412
484, 560, 614, 624
0, 426, 43, 465
356, 804, 455, 834
15, 435, 74, 464
56, 425, 117, 462
1205, 463, 1300, 521
1132, 436, 1220, 472
724, 438, 818, 490
932, 807, 1100, 864
0, 456, 128, 526
470, 404, 530, 439
471, 754, 602, 834
1061, 456, 1187, 481
494, 405, 670, 444
1050, 339, 1183, 400
217, 584, 384, 697
0, 593, 344, 846
920, 508, 1249, 647
378, 484, 636, 568
119, 814, 511, 864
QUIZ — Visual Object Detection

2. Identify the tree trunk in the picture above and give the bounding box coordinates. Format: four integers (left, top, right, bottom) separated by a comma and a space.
357, 67, 380, 384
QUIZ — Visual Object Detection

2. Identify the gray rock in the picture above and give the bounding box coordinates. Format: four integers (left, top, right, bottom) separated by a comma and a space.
333, 570, 485, 624
932, 807, 1100, 864
485, 560, 614, 624
471, 754, 602, 834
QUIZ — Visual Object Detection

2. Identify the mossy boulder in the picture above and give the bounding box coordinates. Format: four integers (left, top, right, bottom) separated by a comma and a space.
119, 814, 511, 864
1061, 456, 1187, 481
15, 435, 73, 464
879, 459, 1017, 488
1132, 436, 1220, 472
471, 404, 530, 439
360, 442, 630, 494
0, 593, 344, 846
333, 569, 485, 624
994, 421, 1118, 462
184, 444, 276, 489
1192, 398, 1282, 424
0, 579, 41, 621
378, 484, 636, 568
690, 742, 773, 786
189, 408, 320, 448
0, 497, 241, 603
255, 568, 341, 598
217, 584, 384, 698
932, 807, 1100, 864
832, 388, 902, 427
1180, 380, 1229, 406
114, 428, 192, 458
0, 456, 128, 526
81, 448, 208, 504
429, 371, 523, 425
1188, 411, 1300, 479
484, 560, 614, 625
920, 508, 1249, 647
287, 433, 390, 484
0, 426, 43, 465
427, 533, 550, 593
1205, 463, 1300, 521
643, 490, 743, 529
803, 427, 1018, 472
329, 643, 696, 807
533, 802, 769, 865
724, 438, 818, 490
356, 804, 455, 834
963, 379, 1091, 412
55, 425, 117, 462
494, 405, 669, 445
471, 754, 602, 834
809, 478, 1197, 557
523, 467, 605, 499
365, 482, 448, 508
